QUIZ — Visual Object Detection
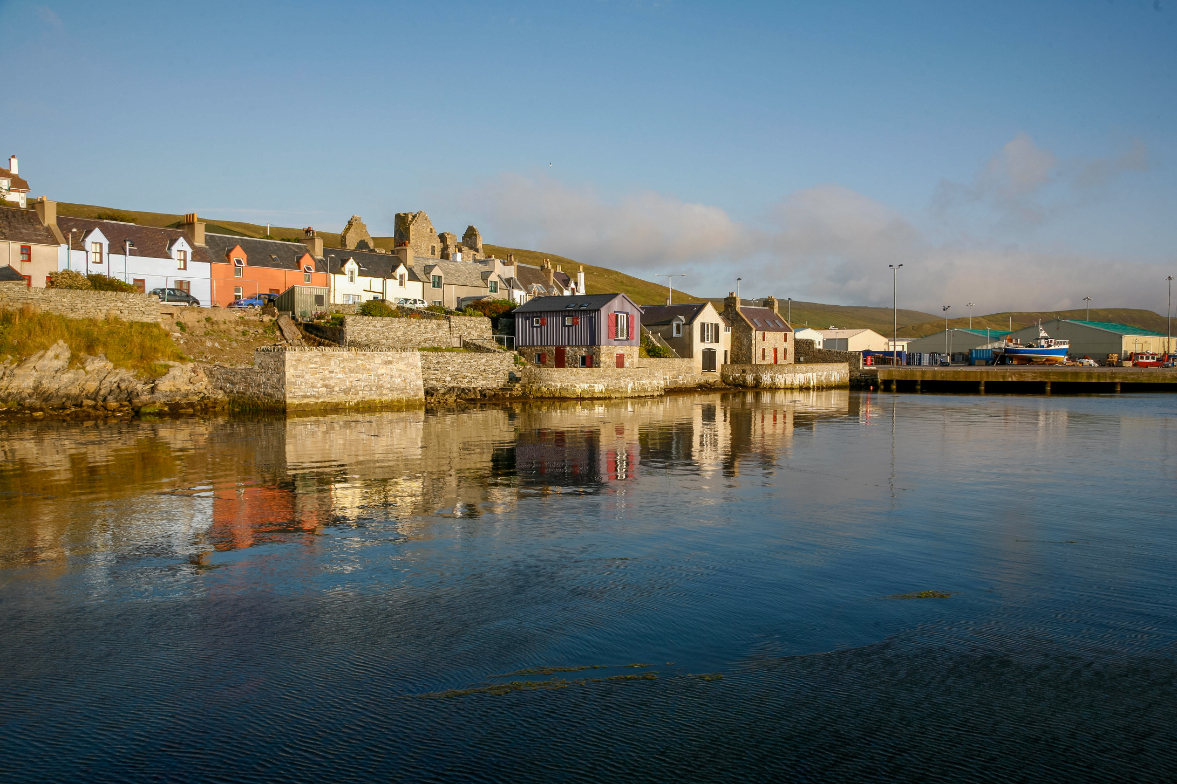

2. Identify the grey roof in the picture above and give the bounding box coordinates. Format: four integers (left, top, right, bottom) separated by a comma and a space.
737, 306, 791, 332
204, 233, 327, 272
324, 247, 424, 282
60, 217, 213, 263
0, 206, 57, 245
419, 259, 494, 287
515, 293, 629, 313
640, 304, 710, 326
0, 264, 26, 281
513, 263, 570, 293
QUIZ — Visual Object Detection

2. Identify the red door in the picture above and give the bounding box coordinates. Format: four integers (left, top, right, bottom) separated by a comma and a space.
555, 347, 566, 368
616, 353, 625, 368
774, 347, 778, 364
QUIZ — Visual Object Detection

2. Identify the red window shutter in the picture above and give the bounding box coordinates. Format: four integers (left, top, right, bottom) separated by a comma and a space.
540, 317, 547, 326
608, 313, 616, 340
573, 316, 580, 325
586, 354, 593, 367
774, 347, 778, 364
21, 275, 31, 288
783, 347, 788, 361
540, 353, 547, 365
761, 347, 765, 361
626, 313, 632, 339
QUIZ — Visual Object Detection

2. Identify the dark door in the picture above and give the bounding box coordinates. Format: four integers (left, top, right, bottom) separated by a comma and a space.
702, 348, 717, 372
616, 352, 625, 368
773, 347, 778, 364
555, 347, 566, 368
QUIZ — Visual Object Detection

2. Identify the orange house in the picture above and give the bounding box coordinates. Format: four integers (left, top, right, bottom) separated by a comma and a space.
205, 233, 329, 307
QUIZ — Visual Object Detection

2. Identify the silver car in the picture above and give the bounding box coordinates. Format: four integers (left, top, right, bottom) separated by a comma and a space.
396, 298, 428, 308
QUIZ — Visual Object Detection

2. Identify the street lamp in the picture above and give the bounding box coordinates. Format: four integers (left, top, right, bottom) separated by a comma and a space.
967, 302, 975, 329
655, 274, 686, 305
889, 264, 903, 362
1167, 277, 1174, 356
943, 305, 951, 362
1083, 296, 1092, 321
787, 297, 792, 324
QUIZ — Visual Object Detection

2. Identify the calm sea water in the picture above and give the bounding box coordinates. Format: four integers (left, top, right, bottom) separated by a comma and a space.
2, 391, 1176, 782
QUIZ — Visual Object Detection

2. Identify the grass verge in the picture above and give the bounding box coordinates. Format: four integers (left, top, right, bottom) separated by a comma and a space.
0, 307, 186, 377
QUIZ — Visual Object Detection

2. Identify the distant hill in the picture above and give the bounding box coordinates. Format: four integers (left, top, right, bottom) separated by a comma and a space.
899, 308, 1169, 338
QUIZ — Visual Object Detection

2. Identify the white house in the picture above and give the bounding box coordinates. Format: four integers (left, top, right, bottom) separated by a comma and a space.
1, 156, 30, 208
323, 247, 425, 305
57, 217, 213, 306
793, 327, 825, 348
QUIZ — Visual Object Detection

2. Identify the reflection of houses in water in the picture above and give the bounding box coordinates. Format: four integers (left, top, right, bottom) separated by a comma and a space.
509, 424, 638, 491
209, 481, 329, 551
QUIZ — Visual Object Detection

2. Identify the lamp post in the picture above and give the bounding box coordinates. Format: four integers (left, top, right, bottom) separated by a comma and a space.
967, 302, 975, 329
889, 264, 903, 362
1083, 296, 1092, 321
1167, 277, 1174, 356
655, 274, 686, 305
787, 297, 792, 324
943, 305, 951, 362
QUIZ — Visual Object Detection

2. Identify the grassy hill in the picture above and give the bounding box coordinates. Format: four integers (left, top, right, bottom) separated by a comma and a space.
898, 308, 1169, 339
706, 298, 938, 334
56, 203, 344, 247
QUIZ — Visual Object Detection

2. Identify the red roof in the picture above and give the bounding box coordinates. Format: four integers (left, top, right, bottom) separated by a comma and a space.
0, 167, 29, 192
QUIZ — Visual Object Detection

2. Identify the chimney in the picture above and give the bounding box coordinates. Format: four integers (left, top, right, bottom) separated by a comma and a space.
8, 156, 16, 176
577, 265, 585, 295
180, 212, 205, 246
302, 229, 323, 257
765, 295, 779, 315
392, 246, 412, 268
544, 260, 554, 288
723, 292, 741, 320
35, 197, 65, 244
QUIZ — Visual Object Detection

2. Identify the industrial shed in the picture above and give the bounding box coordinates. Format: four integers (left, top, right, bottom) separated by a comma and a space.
1006, 319, 1173, 360
907, 328, 1011, 355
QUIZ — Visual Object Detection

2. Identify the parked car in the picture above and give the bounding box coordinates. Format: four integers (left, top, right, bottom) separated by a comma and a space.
229, 293, 277, 309
396, 297, 428, 308
150, 287, 200, 306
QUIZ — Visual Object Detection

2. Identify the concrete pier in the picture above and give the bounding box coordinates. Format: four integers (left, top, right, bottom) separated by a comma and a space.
873, 366, 1177, 394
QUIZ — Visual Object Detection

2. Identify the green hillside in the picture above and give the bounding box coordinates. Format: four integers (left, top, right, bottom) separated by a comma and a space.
899, 308, 1169, 339
707, 298, 938, 334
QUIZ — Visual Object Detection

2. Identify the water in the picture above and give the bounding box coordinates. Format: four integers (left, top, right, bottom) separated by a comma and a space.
2, 391, 1176, 782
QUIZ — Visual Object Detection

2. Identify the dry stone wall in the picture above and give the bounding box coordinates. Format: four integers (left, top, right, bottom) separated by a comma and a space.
637, 357, 724, 389
722, 362, 849, 389
0, 282, 161, 323
419, 352, 518, 394
343, 314, 492, 350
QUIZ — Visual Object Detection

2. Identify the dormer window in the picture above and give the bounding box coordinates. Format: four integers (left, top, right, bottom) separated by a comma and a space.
672, 321, 683, 337
398, 273, 406, 287
90, 242, 103, 265
176, 250, 188, 270
234, 257, 244, 278
432, 275, 442, 289
348, 269, 356, 284
489, 280, 498, 293
303, 264, 313, 284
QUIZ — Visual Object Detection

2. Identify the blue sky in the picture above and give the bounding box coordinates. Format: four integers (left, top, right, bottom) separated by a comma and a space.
3, 0, 1175, 313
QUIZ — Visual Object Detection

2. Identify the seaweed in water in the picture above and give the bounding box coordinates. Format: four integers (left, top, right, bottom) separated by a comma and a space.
496, 665, 608, 677
886, 590, 954, 600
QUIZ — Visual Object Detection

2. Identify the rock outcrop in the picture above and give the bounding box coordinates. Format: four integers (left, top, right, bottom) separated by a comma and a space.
0, 341, 223, 413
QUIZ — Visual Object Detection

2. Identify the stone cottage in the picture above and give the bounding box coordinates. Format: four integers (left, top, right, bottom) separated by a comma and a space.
641, 302, 731, 373
722, 294, 794, 365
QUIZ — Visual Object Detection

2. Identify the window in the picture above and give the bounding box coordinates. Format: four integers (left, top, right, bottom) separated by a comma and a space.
132, 279, 145, 293
431, 245, 437, 256
613, 312, 630, 340
432, 275, 442, 289
672, 321, 682, 338
269, 289, 280, 295
399, 274, 406, 287
580, 354, 593, 368
432, 300, 442, 307
175, 280, 190, 293
19, 245, 31, 263
348, 269, 356, 284
314, 294, 325, 306
761, 331, 766, 341
176, 250, 188, 270
91, 242, 103, 265
489, 280, 498, 293
752, 318, 760, 326
234, 287, 243, 300
535, 353, 544, 364
304, 272, 312, 283
701, 322, 718, 343
725, 324, 731, 333
234, 258, 244, 278
532, 317, 543, 327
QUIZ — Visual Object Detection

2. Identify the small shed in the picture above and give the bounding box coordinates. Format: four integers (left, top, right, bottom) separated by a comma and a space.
514, 293, 642, 368
275, 285, 329, 320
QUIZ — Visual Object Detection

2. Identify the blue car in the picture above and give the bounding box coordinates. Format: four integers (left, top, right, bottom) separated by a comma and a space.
229, 293, 277, 309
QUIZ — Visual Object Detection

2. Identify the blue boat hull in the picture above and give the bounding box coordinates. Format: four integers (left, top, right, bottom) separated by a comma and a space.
1003, 346, 1069, 364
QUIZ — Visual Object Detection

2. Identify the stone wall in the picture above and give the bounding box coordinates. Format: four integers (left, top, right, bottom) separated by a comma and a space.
793, 338, 863, 370
419, 351, 518, 394
0, 281, 160, 323
722, 362, 850, 389
525, 345, 641, 369
636, 357, 724, 389
343, 314, 492, 350
521, 367, 666, 398
209, 347, 424, 409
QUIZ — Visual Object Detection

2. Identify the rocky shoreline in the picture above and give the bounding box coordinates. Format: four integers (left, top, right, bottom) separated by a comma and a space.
0, 341, 225, 420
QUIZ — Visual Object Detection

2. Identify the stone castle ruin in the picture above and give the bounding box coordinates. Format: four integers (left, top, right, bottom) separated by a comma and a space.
340, 215, 374, 251
393, 210, 485, 260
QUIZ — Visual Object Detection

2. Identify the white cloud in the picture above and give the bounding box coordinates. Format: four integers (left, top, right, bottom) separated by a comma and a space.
460, 171, 1171, 315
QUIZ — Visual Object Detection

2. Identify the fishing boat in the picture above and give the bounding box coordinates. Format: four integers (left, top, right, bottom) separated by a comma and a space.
998, 326, 1070, 365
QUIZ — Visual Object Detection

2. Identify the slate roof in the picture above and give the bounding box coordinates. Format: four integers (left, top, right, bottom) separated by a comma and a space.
0, 264, 27, 281
0, 206, 57, 245
515, 293, 628, 313
0, 166, 29, 192
324, 247, 423, 282
640, 304, 712, 326
1060, 319, 1167, 337
419, 258, 494, 288
60, 217, 214, 263
736, 306, 791, 332
513, 263, 570, 293
204, 233, 326, 272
